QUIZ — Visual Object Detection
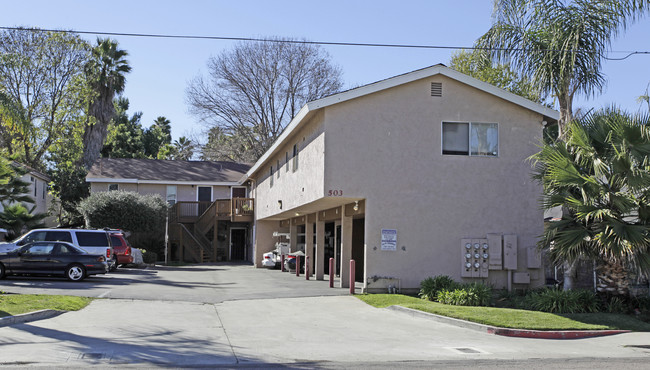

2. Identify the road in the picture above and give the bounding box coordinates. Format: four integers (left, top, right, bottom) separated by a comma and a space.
0, 264, 649, 368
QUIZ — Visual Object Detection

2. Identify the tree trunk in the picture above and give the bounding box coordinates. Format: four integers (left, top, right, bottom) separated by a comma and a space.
81, 94, 115, 170
557, 93, 573, 139
563, 259, 577, 291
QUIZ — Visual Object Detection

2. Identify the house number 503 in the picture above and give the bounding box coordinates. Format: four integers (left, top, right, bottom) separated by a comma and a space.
328, 190, 343, 196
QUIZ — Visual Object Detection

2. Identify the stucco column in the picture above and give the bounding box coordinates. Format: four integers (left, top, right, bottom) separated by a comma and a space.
305, 219, 314, 276
290, 223, 298, 252
339, 206, 353, 288
316, 213, 325, 280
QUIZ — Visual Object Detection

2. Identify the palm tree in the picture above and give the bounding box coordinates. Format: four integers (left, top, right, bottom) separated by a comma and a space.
173, 136, 195, 160
477, 0, 650, 138
531, 108, 650, 289
81, 38, 131, 169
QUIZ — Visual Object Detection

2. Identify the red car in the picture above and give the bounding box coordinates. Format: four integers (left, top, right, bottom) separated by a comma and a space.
108, 230, 133, 265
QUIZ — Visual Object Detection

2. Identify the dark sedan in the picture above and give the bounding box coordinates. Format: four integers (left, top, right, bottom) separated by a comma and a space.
0, 241, 108, 281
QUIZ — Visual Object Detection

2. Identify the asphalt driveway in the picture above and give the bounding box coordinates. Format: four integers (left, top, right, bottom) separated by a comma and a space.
0, 263, 355, 303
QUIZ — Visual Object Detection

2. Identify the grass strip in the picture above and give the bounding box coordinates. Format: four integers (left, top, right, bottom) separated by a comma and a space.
357, 294, 650, 331
0, 294, 93, 317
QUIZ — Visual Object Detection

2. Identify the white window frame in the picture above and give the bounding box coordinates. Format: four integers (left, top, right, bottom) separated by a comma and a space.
441, 121, 499, 157
166, 185, 177, 205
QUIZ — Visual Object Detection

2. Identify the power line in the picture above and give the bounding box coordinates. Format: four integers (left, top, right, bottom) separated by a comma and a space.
0, 26, 648, 59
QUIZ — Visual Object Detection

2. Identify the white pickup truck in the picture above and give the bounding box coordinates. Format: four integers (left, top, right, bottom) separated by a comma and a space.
0, 229, 117, 271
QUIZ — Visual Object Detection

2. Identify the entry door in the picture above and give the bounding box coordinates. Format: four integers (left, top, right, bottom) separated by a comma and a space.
198, 186, 212, 202
230, 229, 247, 261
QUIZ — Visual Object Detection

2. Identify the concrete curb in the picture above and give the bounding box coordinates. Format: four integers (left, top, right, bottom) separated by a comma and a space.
0, 310, 64, 328
385, 305, 630, 339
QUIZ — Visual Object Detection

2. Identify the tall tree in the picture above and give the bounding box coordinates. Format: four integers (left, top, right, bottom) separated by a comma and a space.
173, 136, 194, 160
101, 97, 145, 158
476, 0, 650, 138
449, 50, 545, 104
0, 28, 89, 169
0, 151, 33, 207
143, 116, 172, 158
186, 38, 343, 160
200, 126, 258, 163
81, 38, 131, 169
531, 108, 650, 287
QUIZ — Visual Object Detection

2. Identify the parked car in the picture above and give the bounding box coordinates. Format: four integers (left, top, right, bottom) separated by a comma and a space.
1, 229, 117, 271
0, 241, 108, 281
107, 230, 134, 266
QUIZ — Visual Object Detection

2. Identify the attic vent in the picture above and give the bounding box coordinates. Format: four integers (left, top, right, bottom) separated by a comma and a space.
431, 82, 442, 97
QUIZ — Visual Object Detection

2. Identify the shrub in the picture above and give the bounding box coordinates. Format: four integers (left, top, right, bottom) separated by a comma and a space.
78, 191, 168, 254
605, 296, 626, 313
419, 275, 457, 301
142, 250, 158, 264
437, 283, 492, 306
525, 288, 599, 314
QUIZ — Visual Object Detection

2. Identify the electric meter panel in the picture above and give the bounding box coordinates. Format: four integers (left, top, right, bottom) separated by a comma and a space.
461, 238, 489, 278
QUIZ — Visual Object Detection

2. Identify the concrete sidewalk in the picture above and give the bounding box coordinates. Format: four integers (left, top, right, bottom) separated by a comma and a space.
1, 297, 648, 367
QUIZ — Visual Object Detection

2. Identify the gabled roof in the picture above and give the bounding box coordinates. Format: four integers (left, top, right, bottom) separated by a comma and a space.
86, 158, 251, 185
246, 64, 559, 178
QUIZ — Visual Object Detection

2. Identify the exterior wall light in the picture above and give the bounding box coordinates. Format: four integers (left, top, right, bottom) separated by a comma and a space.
353, 201, 359, 211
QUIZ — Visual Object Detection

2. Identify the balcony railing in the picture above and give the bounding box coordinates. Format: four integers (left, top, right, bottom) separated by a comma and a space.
170, 198, 254, 223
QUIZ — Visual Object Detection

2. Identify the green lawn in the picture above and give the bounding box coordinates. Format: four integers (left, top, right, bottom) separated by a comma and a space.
0, 293, 93, 317
357, 294, 650, 331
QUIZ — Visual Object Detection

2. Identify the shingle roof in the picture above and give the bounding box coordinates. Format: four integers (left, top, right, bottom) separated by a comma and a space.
87, 158, 251, 184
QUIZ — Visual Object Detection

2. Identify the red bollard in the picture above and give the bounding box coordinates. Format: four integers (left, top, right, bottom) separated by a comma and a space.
296, 255, 301, 277
349, 259, 355, 295
329, 258, 334, 288
281, 254, 285, 272
306, 256, 310, 280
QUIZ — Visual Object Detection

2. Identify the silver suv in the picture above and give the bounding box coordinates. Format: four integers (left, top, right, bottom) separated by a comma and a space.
0, 229, 117, 271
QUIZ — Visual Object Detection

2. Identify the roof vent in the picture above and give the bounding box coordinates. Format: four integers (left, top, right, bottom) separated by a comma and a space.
431, 82, 442, 97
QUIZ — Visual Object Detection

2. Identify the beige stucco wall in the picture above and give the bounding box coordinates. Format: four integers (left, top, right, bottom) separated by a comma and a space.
252, 74, 547, 291
254, 112, 326, 220
323, 75, 544, 290
89, 182, 233, 202
0, 173, 55, 227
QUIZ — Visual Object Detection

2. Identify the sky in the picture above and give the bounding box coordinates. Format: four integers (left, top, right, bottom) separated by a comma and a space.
2, 0, 650, 142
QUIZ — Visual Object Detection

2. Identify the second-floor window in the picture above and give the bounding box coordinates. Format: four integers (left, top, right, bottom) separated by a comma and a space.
270, 166, 274, 187
442, 122, 498, 157
292, 144, 299, 172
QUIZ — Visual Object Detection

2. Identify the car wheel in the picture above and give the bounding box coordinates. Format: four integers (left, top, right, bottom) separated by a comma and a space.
66, 264, 86, 281
0, 262, 5, 279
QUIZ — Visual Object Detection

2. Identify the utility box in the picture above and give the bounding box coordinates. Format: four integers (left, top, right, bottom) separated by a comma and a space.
461, 238, 489, 278
487, 233, 502, 270
513, 272, 531, 284
461, 239, 473, 278
503, 234, 517, 270
526, 246, 542, 269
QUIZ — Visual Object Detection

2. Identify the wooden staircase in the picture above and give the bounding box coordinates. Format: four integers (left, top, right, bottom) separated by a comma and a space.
169, 198, 254, 263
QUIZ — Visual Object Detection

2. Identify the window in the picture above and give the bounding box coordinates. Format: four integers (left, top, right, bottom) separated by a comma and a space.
166, 185, 177, 206
292, 144, 299, 172
285, 152, 289, 172
277, 160, 280, 178
270, 166, 274, 187
34, 179, 37, 196
42, 182, 46, 199
108, 184, 119, 191
76, 232, 109, 247
442, 122, 498, 157
24, 244, 54, 255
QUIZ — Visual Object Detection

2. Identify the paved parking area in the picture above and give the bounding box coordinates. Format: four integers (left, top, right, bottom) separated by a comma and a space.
0, 263, 357, 303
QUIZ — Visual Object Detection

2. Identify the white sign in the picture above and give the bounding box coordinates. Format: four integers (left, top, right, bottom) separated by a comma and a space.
381, 229, 397, 251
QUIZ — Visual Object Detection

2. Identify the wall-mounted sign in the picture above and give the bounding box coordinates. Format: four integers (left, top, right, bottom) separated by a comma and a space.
381, 229, 397, 251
